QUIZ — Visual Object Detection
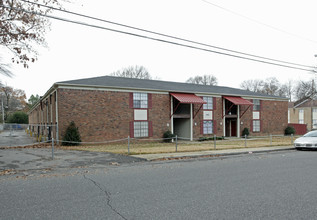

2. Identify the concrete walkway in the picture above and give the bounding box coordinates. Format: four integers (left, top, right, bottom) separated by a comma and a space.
131, 145, 295, 161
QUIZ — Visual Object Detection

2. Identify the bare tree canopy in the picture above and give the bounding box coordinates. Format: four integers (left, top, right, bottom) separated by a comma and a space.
186, 75, 218, 86
240, 79, 263, 93
0, 0, 61, 76
110, 65, 152, 79
294, 79, 316, 100
240, 77, 292, 99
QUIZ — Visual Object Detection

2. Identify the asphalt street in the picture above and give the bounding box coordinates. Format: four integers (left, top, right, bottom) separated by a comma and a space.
1, 150, 317, 219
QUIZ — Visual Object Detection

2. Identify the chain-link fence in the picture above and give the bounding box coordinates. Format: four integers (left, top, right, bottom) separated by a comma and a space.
0, 123, 56, 147
55, 134, 296, 156
0, 123, 33, 147
0, 124, 296, 160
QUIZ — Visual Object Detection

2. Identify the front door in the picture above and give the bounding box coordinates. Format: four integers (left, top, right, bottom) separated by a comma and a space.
231, 120, 237, 136
225, 118, 237, 137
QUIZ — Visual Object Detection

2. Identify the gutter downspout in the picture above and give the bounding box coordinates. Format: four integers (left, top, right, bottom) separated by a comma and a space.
190, 104, 193, 141
55, 89, 59, 144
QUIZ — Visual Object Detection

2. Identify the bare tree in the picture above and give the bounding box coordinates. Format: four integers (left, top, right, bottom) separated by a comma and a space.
110, 65, 152, 79
240, 77, 292, 99
186, 75, 218, 85
240, 79, 263, 93
294, 79, 316, 100
262, 77, 280, 95
0, 0, 62, 76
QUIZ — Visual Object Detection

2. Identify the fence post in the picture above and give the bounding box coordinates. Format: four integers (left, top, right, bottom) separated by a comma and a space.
270, 134, 272, 146
291, 134, 293, 145
128, 136, 130, 155
245, 134, 247, 147
52, 137, 54, 160
175, 135, 178, 152
214, 135, 216, 150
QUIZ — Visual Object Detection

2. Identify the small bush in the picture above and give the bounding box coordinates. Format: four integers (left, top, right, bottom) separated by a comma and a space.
198, 136, 224, 141
163, 130, 175, 142
62, 121, 81, 146
285, 126, 295, 135
242, 127, 250, 137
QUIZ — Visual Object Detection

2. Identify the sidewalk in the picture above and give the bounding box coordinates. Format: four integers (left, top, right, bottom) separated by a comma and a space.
131, 145, 295, 161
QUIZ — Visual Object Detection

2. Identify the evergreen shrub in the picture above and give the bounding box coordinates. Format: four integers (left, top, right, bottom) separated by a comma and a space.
62, 121, 81, 146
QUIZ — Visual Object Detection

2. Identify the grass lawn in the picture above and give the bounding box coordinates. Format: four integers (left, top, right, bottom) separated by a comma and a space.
58, 136, 295, 155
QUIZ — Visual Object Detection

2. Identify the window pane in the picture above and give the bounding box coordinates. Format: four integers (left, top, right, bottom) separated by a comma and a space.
134, 121, 148, 137
253, 120, 260, 132
203, 120, 213, 134
253, 99, 260, 111
133, 93, 148, 108
203, 97, 213, 110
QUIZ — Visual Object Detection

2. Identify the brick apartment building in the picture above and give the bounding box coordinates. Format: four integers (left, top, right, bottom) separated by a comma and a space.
28, 76, 288, 142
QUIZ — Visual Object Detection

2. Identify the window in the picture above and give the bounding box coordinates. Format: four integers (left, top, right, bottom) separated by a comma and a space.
133, 93, 148, 108
253, 120, 260, 132
134, 121, 148, 137
313, 120, 317, 129
203, 97, 213, 110
299, 109, 304, 124
253, 99, 260, 111
203, 120, 213, 134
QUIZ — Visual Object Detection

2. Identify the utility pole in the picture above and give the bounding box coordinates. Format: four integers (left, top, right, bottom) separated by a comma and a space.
312, 55, 317, 130
1, 95, 4, 124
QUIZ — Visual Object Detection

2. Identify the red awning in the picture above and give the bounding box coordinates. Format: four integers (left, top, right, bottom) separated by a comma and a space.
170, 93, 206, 104
223, 96, 253, 105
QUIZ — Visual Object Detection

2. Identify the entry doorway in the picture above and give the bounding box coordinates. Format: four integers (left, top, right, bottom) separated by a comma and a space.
173, 118, 190, 139
225, 118, 237, 137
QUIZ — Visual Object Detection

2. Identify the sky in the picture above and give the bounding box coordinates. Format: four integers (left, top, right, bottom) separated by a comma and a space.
2, 0, 317, 99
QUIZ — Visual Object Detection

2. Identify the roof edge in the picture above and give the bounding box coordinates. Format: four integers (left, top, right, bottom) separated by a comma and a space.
55, 82, 289, 101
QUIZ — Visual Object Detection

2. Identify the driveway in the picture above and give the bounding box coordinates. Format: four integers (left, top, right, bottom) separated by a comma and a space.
0, 130, 35, 147
0, 147, 146, 176
0, 130, 145, 176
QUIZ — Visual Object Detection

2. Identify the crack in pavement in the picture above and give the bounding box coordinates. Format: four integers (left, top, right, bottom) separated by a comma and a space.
83, 174, 127, 220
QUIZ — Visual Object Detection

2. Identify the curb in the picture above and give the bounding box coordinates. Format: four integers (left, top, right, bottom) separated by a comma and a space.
136, 147, 295, 161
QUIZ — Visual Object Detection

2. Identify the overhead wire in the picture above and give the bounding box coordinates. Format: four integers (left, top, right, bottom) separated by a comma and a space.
1, 3, 316, 73
19, 0, 316, 70
201, 0, 317, 45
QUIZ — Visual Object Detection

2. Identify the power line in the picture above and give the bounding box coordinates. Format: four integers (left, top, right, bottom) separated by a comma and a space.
19, 0, 316, 69
1, 4, 316, 73
201, 0, 317, 45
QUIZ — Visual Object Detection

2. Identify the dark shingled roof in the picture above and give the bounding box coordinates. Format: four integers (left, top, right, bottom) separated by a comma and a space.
56, 75, 287, 99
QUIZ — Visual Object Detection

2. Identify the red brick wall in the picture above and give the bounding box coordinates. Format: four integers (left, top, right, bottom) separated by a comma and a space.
30, 88, 288, 141
193, 97, 223, 137
260, 100, 288, 135
57, 89, 171, 142
148, 94, 171, 139
240, 100, 288, 136
28, 91, 58, 139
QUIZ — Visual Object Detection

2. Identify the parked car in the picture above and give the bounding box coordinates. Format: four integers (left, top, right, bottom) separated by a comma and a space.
294, 130, 317, 150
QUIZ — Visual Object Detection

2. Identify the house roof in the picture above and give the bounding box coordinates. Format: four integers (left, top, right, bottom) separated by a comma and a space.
292, 97, 317, 108
56, 75, 287, 100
